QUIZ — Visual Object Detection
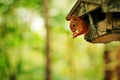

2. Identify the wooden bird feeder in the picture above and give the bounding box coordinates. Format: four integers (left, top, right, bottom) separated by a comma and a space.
66, 0, 120, 43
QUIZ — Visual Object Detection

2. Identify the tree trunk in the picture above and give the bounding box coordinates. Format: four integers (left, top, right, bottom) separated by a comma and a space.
104, 50, 112, 80
44, 0, 50, 80
9, 73, 16, 80
104, 45, 120, 80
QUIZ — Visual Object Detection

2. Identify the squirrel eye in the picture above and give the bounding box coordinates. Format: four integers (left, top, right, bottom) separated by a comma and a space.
72, 23, 76, 27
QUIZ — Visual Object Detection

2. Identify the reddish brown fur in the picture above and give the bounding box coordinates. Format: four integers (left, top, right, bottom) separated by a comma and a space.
69, 15, 89, 38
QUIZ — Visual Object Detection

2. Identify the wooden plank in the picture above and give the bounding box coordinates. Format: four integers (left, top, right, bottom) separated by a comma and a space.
102, 0, 120, 12
81, 0, 101, 4
77, 2, 100, 17
97, 19, 107, 35
91, 33, 120, 43
66, 1, 100, 20
66, 0, 81, 20
106, 13, 112, 30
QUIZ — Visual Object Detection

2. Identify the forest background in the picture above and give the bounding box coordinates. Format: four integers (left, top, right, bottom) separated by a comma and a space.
0, 0, 120, 80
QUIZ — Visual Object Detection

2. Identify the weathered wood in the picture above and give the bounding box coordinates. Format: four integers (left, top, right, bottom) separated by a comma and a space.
66, 1, 100, 20
91, 33, 120, 43
77, 2, 100, 17
81, 0, 101, 4
97, 19, 107, 35
66, 0, 81, 20
102, 0, 120, 12
106, 13, 112, 30
66, 0, 120, 43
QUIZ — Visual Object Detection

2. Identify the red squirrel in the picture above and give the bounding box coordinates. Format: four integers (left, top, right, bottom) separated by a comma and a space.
69, 15, 89, 38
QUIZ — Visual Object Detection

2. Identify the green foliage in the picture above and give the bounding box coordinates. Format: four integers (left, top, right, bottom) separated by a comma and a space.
0, 0, 119, 80
0, 0, 45, 80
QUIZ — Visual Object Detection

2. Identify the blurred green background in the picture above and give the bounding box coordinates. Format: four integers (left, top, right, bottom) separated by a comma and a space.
0, 0, 120, 80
